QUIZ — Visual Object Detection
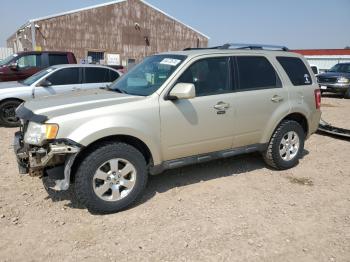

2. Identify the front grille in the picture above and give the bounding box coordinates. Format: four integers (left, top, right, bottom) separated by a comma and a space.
317, 76, 337, 84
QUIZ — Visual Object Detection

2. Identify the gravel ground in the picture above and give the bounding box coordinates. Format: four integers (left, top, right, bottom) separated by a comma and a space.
0, 97, 349, 262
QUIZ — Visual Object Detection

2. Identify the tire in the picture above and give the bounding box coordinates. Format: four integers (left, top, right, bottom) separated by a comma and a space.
263, 120, 305, 170
0, 100, 22, 127
74, 142, 148, 214
344, 88, 350, 99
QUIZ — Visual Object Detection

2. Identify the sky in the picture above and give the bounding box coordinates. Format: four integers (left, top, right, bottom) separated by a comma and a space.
1, 0, 349, 49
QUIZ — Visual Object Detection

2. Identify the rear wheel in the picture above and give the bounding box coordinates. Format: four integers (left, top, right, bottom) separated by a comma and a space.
263, 120, 305, 170
74, 142, 148, 214
0, 100, 22, 127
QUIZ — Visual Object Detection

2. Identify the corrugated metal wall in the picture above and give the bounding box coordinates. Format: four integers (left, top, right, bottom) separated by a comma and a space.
0, 47, 13, 60
7, 0, 208, 65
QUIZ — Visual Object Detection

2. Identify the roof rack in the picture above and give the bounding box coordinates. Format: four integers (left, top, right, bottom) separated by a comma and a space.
184, 43, 289, 51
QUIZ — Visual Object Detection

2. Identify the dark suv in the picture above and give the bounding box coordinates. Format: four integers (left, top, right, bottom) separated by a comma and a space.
317, 63, 350, 98
0, 51, 77, 82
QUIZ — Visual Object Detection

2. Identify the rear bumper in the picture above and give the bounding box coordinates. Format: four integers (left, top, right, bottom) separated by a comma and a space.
307, 110, 322, 139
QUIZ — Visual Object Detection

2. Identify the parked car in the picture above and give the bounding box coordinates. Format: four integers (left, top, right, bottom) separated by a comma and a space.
0, 51, 77, 82
14, 44, 321, 213
310, 64, 319, 75
317, 62, 350, 98
0, 64, 120, 126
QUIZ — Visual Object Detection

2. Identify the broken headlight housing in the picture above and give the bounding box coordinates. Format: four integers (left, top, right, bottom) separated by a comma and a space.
24, 122, 59, 145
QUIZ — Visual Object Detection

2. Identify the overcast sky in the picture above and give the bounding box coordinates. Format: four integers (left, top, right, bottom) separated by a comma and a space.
1, 0, 349, 49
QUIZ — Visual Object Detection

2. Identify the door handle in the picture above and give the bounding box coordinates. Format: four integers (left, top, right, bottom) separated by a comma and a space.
271, 95, 284, 103
214, 101, 230, 110
72, 87, 81, 91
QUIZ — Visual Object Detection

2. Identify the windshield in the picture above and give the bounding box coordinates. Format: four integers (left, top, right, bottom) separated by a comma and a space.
0, 54, 17, 66
109, 54, 187, 96
21, 67, 56, 86
329, 63, 350, 73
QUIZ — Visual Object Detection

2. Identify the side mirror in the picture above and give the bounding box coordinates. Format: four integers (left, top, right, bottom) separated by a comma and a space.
168, 83, 196, 100
9, 62, 18, 71
40, 79, 52, 87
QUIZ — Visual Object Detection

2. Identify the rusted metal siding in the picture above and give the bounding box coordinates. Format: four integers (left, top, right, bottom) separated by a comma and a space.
8, 0, 208, 64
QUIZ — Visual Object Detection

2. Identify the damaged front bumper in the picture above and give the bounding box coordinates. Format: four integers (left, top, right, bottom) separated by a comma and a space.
14, 131, 82, 191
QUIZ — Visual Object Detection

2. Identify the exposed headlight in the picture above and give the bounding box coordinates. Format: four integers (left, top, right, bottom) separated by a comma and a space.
24, 122, 59, 145
337, 77, 350, 83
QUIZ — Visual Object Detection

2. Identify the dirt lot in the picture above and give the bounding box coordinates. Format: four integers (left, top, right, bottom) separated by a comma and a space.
0, 96, 349, 262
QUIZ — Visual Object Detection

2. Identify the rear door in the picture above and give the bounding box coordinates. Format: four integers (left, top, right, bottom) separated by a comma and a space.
231, 55, 290, 148
35, 67, 82, 97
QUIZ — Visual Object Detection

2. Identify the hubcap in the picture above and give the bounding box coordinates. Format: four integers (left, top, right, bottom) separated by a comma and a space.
93, 158, 136, 202
1, 104, 19, 123
279, 131, 300, 161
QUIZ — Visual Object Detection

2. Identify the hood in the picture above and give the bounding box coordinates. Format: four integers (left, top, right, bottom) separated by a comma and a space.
318, 72, 350, 78
21, 88, 145, 121
0, 81, 25, 90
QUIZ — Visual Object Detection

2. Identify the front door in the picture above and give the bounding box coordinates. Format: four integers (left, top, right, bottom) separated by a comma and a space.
160, 57, 236, 161
35, 67, 82, 97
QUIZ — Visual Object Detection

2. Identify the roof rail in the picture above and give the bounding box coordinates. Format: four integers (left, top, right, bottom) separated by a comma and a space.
221, 43, 289, 51
183, 43, 289, 51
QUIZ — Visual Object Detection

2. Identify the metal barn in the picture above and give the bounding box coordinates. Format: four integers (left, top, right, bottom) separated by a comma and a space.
7, 0, 209, 67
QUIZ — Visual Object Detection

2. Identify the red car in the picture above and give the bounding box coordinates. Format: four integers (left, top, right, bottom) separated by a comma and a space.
0, 51, 76, 82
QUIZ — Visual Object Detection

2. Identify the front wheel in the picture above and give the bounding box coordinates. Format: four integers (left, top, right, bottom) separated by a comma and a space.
0, 100, 22, 127
74, 142, 148, 214
263, 120, 305, 170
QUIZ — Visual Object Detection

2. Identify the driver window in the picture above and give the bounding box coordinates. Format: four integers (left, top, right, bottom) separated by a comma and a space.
177, 57, 231, 97
46, 68, 80, 86
17, 55, 41, 69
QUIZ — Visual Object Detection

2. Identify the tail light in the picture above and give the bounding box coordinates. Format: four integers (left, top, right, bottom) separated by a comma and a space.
315, 89, 321, 109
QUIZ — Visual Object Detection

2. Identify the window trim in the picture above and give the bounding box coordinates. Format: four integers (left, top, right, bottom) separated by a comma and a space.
233, 55, 282, 92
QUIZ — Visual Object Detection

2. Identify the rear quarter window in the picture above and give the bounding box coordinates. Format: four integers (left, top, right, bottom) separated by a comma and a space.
277, 57, 312, 86
49, 54, 69, 66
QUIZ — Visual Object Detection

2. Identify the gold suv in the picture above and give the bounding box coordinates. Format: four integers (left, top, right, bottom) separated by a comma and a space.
14, 44, 322, 213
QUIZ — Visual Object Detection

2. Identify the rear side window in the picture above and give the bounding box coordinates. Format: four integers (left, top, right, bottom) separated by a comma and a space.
49, 54, 69, 66
47, 68, 80, 85
109, 70, 120, 82
236, 56, 278, 91
85, 68, 110, 83
277, 57, 312, 86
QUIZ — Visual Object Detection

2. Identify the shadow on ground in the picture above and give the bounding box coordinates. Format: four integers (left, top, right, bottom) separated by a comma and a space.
41, 149, 310, 213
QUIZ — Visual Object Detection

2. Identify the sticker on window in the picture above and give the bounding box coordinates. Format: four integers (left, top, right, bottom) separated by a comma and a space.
160, 58, 181, 66
304, 74, 311, 84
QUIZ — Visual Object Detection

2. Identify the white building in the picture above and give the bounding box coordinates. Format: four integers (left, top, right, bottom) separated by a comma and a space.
293, 49, 350, 73
0, 47, 13, 60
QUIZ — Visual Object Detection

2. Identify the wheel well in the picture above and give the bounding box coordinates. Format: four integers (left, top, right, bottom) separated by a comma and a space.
282, 113, 308, 135
0, 98, 24, 105
70, 135, 153, 181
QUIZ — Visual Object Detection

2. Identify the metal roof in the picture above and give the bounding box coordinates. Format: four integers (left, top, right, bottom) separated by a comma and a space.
293, 49, 350, 56
27, 0, 209, 39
